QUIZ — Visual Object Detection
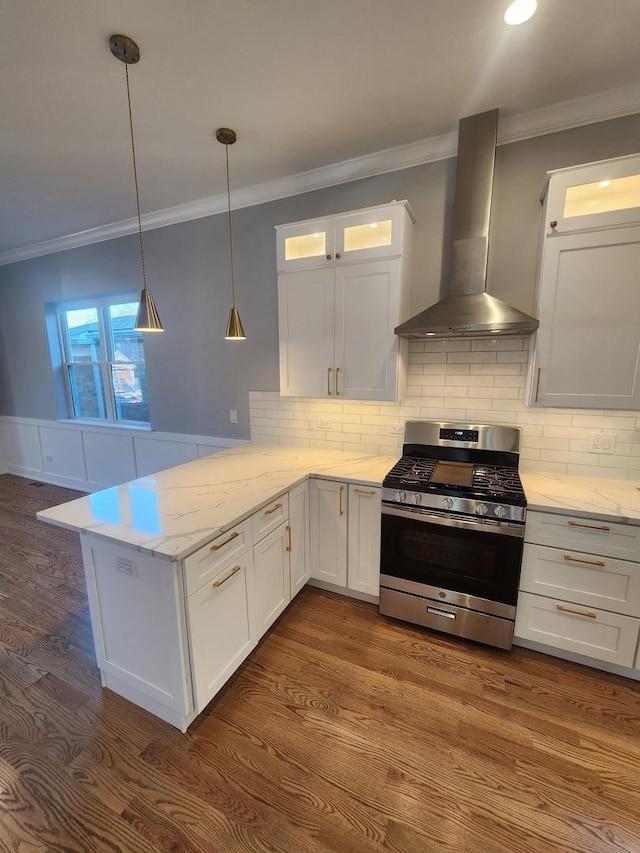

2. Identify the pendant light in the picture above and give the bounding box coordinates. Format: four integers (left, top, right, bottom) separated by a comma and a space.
217, 128, 246, 340
109, 34, 164, 333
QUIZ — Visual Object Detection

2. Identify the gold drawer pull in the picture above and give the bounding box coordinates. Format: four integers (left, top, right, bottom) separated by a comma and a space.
556, 603, 596, 619
354, 488, 375, 496
286, 524, 292, 552
563, 554, 605, 568
567, 521, 610, 532
210, 531, 239, 551
265, 502, 283, 516
212, 564, 241, 587
327, 367, 332, 396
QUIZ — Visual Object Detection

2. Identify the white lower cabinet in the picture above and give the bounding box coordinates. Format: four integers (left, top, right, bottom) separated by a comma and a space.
515, 591, 640, 668
188, 552, 254, 713
310, 478, 382, 599
515, 510, 640, 675
347, 484, 382, 596
289, 482, 311, 598
310, 479, 348, 586
250, 523, 291, 636
78, 475, 386, 731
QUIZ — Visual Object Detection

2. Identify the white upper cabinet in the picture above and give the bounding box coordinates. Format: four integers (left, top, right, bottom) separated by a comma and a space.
276, 202, 412, 272
277, 202, 413, 401
528, 155, 640, 409
543, 154, 640, 236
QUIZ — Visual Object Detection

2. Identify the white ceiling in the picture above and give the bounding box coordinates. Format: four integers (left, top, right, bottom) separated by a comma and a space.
1, 0, 640, 260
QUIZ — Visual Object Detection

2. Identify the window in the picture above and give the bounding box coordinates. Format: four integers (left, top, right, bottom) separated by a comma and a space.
57, 295, 150, 425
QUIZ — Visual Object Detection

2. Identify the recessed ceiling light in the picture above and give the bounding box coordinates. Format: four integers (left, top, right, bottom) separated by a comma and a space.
370, 222, 379, 228
312, 232, 321, 238
598, 180, 612, 188
504, 0, 537, 25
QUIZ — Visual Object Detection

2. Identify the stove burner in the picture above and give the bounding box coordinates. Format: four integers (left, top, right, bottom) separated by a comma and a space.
384, 455, 526, 505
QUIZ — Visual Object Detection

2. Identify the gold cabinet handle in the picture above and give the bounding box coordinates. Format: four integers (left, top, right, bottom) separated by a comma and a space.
568, 520, 610, 532
354, 488, 375, 496
563, 554, 605, 568
534, 367, 541, 403
339, 485, 344, 516
327, 367, 333, 396
556, 603, 596, 619
326, 254, 332, 260
550, 220, 558, 229
335, 367, 340, 396
335, 252, 341, 259
210, 531, 239, 551
286, 524, 292, 552
265, 502, 283, 515
212, 564, 241, 587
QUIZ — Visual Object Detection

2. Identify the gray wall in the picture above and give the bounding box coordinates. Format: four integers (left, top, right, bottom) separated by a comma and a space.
1, 113, 640, 438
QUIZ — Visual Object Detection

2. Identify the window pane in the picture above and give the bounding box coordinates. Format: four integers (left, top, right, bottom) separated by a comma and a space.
67, 364, 107, 419
112, 362, 149, 424
109, 302, 145, 361
65, 308, 100, 362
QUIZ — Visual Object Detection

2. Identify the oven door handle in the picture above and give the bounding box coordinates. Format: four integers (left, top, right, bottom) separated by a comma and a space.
381, 503, 525, 538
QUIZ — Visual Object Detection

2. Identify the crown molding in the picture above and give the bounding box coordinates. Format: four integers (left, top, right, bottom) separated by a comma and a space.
1, 82, 639, 267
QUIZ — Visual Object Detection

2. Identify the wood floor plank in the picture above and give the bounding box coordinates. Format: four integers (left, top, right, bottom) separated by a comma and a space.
1, 474, 640, 852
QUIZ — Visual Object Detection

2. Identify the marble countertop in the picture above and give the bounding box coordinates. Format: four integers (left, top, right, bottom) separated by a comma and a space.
37, 444, 398, 561
521, 471, 640, 525
37, 441, 640, 561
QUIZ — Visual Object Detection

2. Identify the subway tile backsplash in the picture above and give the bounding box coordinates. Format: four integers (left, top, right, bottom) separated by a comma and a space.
250, 338, 640, 480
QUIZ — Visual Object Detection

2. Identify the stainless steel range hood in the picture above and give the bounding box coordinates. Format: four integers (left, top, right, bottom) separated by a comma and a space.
395, 110, 539, 339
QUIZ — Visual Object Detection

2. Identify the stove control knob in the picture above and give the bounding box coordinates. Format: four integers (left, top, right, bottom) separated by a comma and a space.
475, 503, 488, 516
442, 497, 454, 510
494, 505, 508, 519
395, 491, 407, 503
410, 493, 422, 505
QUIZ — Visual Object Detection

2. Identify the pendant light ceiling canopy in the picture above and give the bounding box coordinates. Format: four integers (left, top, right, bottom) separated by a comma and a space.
217, 127, 246, 341
109, 34, 164, 333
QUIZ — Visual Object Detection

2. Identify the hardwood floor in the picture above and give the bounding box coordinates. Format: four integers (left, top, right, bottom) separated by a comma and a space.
1, 473, 639, 852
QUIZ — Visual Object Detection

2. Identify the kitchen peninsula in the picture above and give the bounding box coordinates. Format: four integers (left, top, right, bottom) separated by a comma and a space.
37, 444, 640, 731
37, 444, 398, 731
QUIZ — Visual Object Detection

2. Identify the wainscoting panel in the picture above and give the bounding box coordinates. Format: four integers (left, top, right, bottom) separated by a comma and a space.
84, 430, 137, 487
0, 416, 247, 492
134, 437, 198, 478
40, 426, 87, 484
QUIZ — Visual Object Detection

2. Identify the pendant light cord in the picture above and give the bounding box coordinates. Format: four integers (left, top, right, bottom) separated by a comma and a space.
224, 143, 237, 308
125, 63, 147, 291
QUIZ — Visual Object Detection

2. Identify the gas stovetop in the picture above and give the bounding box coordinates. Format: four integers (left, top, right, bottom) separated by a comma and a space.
383, 455, 526, 506
382, 421, 527, 524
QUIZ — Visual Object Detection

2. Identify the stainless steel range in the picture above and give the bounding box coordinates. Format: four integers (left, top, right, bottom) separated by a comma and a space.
379, 421, 527, 650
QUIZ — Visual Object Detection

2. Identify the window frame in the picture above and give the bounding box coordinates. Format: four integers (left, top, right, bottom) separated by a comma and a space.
57, 294, 150, 427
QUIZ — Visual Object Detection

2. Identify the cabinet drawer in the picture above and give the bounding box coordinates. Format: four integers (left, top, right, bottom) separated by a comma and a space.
187, 552, 254, 713
520, 543, 640, 617
183, 519, 252, 596
525, 511, 640, 562
252, 494, 289, 543
515, 591, 640, 668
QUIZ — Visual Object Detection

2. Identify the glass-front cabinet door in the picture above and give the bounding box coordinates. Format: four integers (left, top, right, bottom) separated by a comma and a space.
276, 218, 333, 271
544, 154, 640, 236
334, 203, 410, 262
275, 202, 414, 271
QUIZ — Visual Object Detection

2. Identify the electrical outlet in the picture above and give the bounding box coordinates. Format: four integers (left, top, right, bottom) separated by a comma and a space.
389, 424, 404, 435
317, 420, 331, 430
589, 432, 616, 453
116, 557, 136, 576
45, 455, 53, 463
229, 409, 238, 424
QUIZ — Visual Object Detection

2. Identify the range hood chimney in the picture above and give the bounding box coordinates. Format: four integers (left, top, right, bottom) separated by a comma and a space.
395, 109, 539, 339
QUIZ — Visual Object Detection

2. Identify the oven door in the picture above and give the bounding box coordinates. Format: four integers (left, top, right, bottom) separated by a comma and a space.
380, 503, 524, 617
